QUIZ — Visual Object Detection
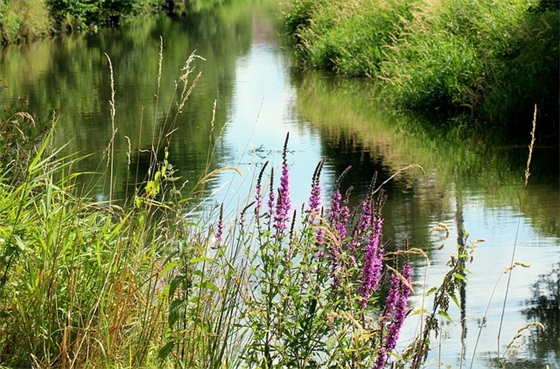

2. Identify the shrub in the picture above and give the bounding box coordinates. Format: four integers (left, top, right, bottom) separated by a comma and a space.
284, 0, 416, 77
379, 0, 559, 131
0, 0, 52, 43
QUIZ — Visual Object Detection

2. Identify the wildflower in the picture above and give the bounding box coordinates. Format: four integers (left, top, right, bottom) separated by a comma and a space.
315, 226, 325, 248
375, 262, 413, 368
238, 201, 255, 236
329, 166, 352, 241
329, 188, 350, 241
328, 185, 351, 288
273, 134, 291, 237
358, 215, 384, 308
307, 158, 325, 216
255, 161, 269, 214
267, 168, 275, 220
216, 203, 224, 244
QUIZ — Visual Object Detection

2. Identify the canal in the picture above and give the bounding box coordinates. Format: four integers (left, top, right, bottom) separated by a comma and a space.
0, 1, 558, 367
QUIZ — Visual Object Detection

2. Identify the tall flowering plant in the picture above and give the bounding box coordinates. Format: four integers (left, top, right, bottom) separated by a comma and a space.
219, 134, 413, 368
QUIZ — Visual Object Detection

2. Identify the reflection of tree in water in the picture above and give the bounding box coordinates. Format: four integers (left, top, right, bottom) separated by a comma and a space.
521, 261, 560, 363
482, 262, 559, 368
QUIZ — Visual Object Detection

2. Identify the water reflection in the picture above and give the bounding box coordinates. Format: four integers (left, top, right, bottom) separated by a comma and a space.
0, 5, 256, 201
292, 69, 559, 367
520, 262, 560, 364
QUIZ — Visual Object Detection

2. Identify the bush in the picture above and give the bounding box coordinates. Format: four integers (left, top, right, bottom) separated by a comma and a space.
284, 0, 416, 77
381, 0, 559, 130
45, 0, 163, 32
0, 0, 52, 43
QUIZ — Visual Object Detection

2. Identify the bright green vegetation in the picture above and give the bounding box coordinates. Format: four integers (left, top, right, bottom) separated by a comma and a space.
0, 0, 165, 44
0, 0, 52, 43
283, 0, 559, 137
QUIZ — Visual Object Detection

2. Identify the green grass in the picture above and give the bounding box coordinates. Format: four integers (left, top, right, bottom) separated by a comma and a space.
283, 0, 559, 136
0, 0, 164, 43
283, 0, 416, 77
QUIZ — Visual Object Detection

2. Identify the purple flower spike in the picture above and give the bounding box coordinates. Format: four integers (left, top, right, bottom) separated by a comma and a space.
307, 158, 325, 216
375, 262, 413, 368
267, 168, 275, 220
274, 134, 291, 237
329, 188, 351, 242
358, 216, 384, 308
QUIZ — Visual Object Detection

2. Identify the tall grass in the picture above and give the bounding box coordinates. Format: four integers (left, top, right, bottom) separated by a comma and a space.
284, 0, 559, 135
283, 0, 416, 77
0, 48, 234, 368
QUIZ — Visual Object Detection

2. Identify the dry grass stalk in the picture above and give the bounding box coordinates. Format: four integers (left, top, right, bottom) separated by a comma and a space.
524, 104, 537, 187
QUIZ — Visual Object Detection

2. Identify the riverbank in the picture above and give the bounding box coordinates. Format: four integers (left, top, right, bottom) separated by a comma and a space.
0, 0, 168, 44
283, 0, 559, 141
1, 1, 557, 365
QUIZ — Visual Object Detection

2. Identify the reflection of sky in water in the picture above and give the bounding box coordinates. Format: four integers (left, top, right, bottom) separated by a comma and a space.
214, 42, 329, 218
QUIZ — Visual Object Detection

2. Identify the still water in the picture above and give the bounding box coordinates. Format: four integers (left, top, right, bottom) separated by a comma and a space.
1, 0, 558, 367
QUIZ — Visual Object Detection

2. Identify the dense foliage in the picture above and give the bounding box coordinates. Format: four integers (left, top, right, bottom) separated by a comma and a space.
46, 0, 164, 31
0, 0, 165, 43
283, 0, 559, 138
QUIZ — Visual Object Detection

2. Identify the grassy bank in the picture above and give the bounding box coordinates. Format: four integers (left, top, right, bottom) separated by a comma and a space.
0, 0, 165, 44
283, 0, 559, 139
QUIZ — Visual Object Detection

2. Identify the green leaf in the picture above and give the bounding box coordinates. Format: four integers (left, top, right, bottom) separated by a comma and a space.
450, 292, 460, 308
453, 273, 466, 281
161, 260, 180, 276
190, 256, 214, 264
168, 275, 186, 297
158, 341, 175, 360
411, 308, 428, 316
196, 281, 219, 292
168, 299, 186, 327
425, 287, 437, 296
438, 310, 454, 323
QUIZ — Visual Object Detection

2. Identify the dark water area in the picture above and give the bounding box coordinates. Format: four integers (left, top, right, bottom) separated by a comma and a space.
1, 1, 558, 367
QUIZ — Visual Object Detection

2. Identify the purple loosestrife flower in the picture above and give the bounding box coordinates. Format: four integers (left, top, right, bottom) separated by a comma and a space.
358, 215, 384, 308
308, 180, 322, 215
328, 187, 351, 287
315, 226, 325, 248
306, 159, 326, 258
329, 166, 352, 241
307, 158, 325, 216
267, 168, 275, 220
329, 189, 350, 241
375, 263, 413, 369
273, 134, 291, 237
347, 196, 374, 257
